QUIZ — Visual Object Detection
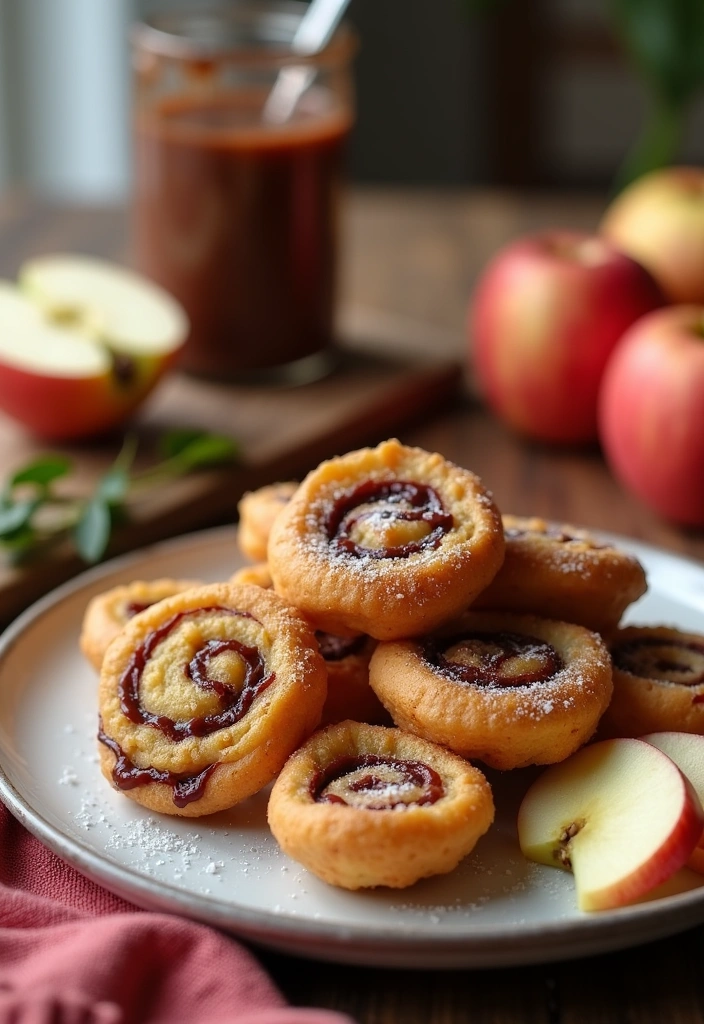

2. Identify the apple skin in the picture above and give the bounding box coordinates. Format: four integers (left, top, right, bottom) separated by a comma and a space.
598, 305, 704, 526
642, 732, 704, 875
601, 167, 704, 304
0, 350, 180, 442
470, 231, 664, 444
517, 737, 704, 911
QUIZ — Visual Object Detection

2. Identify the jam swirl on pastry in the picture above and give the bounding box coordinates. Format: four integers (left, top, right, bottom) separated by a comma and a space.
600, 626, 704, 738
311, 753, 444, 809
316, 631, 367, 661
225, 562, 387, 726
98, 582, 327, 817
117, 606, 273, 740
97, 725, 217, 808
369, 611, 613, 770
79, 578, 202, 672
423, 631, 563, 688
268, 721, 494, 889
612, 635, 704, 686
268, 440, 505, 641
326, 480, 454, 559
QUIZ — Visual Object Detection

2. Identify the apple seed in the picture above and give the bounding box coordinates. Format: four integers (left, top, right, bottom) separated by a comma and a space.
556, 819, 585, 869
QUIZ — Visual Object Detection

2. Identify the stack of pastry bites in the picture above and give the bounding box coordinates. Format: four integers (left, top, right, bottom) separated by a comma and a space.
84, 438, 701, 891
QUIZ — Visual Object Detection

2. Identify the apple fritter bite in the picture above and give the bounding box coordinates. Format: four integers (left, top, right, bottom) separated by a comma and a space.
268, 720, 494, 889
268, 439, 505, 641
473, 515, 647, 633
369, 611, 613, 770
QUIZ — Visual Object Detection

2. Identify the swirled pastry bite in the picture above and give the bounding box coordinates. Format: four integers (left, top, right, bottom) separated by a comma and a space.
226, 565, 384, 723
473, 516, 647, 633
268, 721, 494, 889
369, 611, 613, 770
268, 440, 505, 641
80, 578, 201, 672
316, 632, 387, 727
600, 625, 704, 738
98, 582, 327, 817
237, 482, 298, 562
227, 561, 384, 729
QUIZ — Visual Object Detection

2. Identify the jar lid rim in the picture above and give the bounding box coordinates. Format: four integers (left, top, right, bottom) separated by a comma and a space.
132, 2, 356, 65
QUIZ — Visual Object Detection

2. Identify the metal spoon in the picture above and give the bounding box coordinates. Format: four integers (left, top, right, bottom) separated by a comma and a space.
262, 0, 352, 124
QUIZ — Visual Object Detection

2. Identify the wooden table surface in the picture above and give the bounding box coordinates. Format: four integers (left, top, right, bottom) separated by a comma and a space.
3, 189, 704, 1023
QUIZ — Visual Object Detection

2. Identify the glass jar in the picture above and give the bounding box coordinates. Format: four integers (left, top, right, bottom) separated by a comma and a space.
131, 3, 355, 382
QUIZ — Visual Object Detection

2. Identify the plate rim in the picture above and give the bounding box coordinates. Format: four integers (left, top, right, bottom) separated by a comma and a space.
2, 524, 704, 967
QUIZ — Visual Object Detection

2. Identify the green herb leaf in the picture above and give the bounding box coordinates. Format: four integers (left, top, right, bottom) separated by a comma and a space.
0, 499, 39, 537
73, 498, 112, 563
0, 427, 240, 567
170, 434, 240, 472
158, 428, 209, 460
11, 455, 72, 489
0, 500, 36, 537
158, 428, 239, 467
97, 467, 130, 506
112, 433, 139, 474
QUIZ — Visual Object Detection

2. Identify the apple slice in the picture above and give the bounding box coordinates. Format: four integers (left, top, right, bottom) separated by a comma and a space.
642, 732, 704, 874
517, 737, 704, 911
0, 255, 188, 440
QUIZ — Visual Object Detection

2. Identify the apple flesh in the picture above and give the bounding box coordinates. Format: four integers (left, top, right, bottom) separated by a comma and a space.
598, 305, 704, 526
470, 231, 663, 444
642, 732, 704, 875
517, 738, 704, 911
601, 166, 704, 304
0, 255, 188, 441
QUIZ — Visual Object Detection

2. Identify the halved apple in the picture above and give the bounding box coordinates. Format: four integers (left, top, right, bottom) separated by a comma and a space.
0, 255, 188, 440
517, 738, 704, 911
642, 732, 704, 875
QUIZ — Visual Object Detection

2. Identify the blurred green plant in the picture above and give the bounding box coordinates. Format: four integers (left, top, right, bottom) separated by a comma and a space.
463, 0, 704, 188
0, 429, 239, 566
610, 0, 704, 186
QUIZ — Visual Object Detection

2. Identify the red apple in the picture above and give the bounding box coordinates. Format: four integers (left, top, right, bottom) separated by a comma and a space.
642, 732, 704, 875
598, 305, 704, 525
601, 166, 704, 304
470, 231, 663, 443
517, 737, 704, 911
0, 255, 188, 441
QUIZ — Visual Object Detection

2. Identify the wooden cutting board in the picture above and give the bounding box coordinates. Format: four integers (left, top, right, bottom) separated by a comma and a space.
0, 332, 462, 624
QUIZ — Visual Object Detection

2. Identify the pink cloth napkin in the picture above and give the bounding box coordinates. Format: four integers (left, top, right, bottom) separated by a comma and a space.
0, 802, 355, 1024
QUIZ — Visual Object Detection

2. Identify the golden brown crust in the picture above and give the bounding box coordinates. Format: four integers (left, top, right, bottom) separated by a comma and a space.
229, 563, 274, 589
600, 625, 704, 738
237, 482, 298, 562
267, 721, 494, 889
268, 440, 505, 641
473, 516, 647, 632
369, 610, 613, 770
317, 634, 389, 727
80, 578, 201, 672
98, 582, 327, 816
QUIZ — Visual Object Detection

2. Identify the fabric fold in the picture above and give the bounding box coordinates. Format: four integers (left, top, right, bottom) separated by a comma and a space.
0, 804, 356, 1024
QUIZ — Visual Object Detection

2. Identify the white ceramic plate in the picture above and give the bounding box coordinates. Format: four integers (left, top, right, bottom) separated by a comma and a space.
1, 525, 704, 969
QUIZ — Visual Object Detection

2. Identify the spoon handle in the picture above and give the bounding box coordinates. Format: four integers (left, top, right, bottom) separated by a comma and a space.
263, 0, 351, 125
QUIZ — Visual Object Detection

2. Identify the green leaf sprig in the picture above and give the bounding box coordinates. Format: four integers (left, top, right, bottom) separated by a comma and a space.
0, 429, 239, 566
